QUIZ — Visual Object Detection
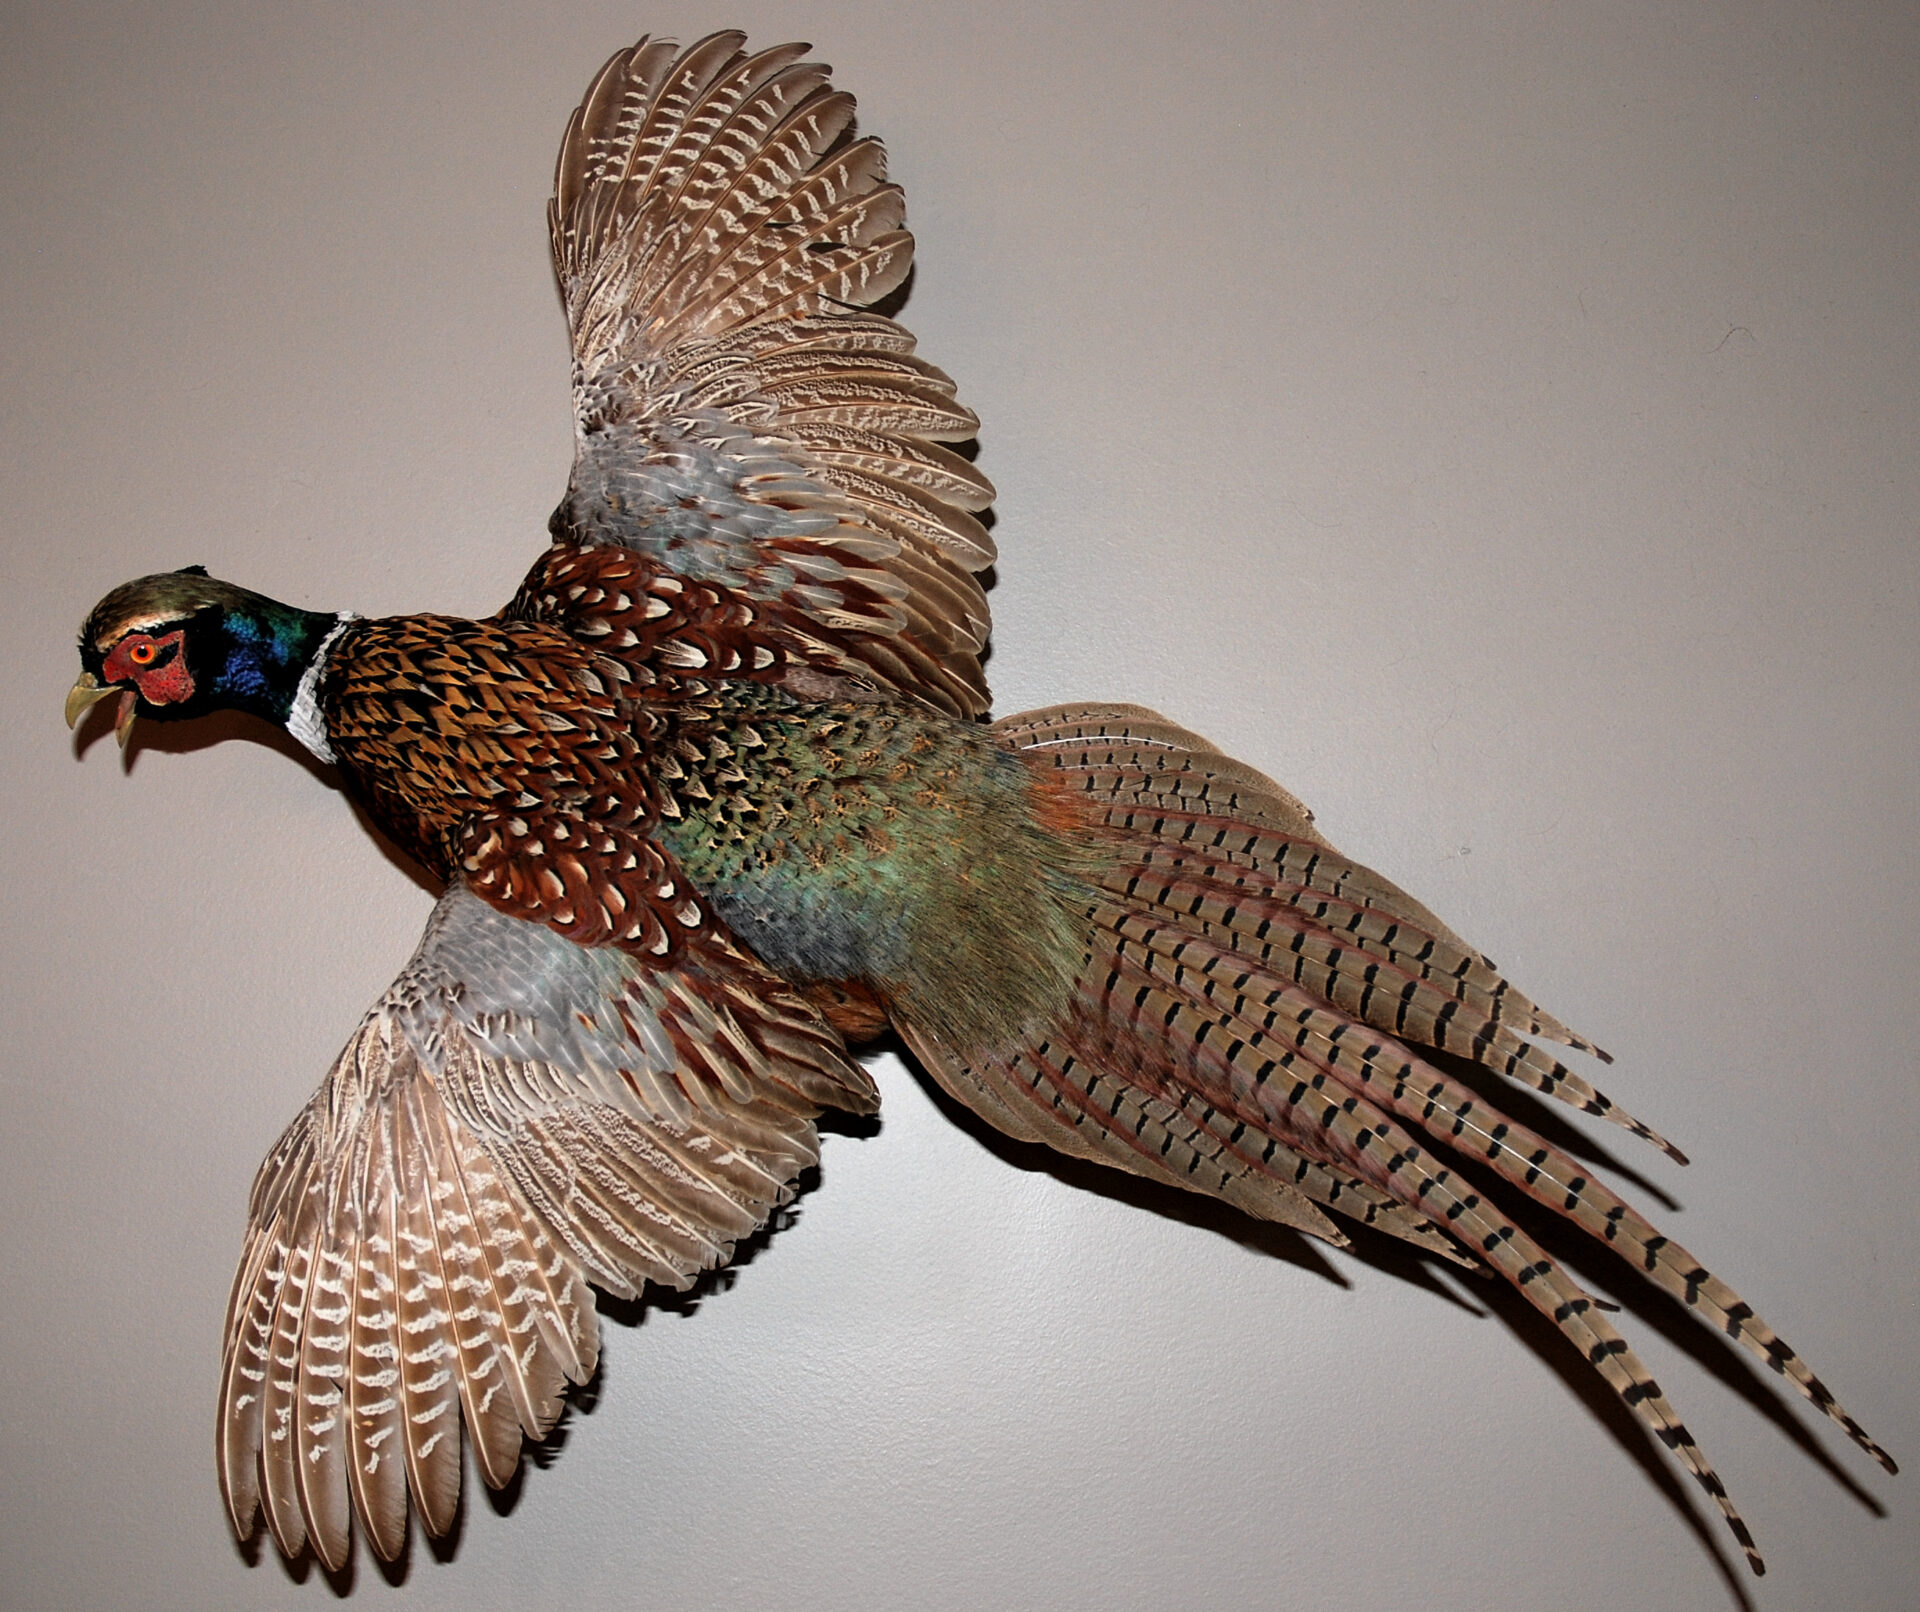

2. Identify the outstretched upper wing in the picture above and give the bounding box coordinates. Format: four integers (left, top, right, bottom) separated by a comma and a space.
217, 886, 876, 1571
546, 31, 997, 716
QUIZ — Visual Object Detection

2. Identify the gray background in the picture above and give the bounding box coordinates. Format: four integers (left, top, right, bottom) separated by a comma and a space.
3, 3, 1915, 1608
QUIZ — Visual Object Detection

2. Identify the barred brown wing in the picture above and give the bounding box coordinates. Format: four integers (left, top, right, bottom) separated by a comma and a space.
546, 32, 996, 717
217, 886, 875, 1569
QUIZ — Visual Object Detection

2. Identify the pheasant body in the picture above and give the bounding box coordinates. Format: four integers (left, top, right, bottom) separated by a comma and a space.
64, 28, 1892, 1579
317, 572, 1092, 1047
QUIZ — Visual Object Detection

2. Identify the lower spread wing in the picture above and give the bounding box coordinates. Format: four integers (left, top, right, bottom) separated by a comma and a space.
216, 886, 875, 1571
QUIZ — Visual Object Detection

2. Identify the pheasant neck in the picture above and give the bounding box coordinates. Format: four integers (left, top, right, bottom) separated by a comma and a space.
196, 598, 353, 745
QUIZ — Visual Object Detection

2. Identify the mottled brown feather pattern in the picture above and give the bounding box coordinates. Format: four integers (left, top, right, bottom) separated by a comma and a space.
323, 614, 649, 873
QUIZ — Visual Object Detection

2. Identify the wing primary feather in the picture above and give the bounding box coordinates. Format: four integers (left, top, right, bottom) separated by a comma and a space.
291, 1198, 356, 1571
257, 1201, 321, 1561
391, 1070, 464, 1540
345, 1114, 410, 1563
414, 1081, 526, 1491
216, 1110, 315, 1546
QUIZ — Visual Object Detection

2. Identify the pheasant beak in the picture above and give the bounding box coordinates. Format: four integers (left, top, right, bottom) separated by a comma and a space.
114, 690, 139, 750
65, 672, 114, 730
64, 672, 139, 750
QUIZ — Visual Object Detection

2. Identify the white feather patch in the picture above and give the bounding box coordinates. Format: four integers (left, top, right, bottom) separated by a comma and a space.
286, 614, 359, 763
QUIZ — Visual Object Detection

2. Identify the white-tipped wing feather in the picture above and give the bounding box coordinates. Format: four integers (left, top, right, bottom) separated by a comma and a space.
217, 887, 875, 1570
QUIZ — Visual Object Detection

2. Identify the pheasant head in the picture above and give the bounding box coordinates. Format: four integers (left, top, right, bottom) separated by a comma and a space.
68, 568, 347, 752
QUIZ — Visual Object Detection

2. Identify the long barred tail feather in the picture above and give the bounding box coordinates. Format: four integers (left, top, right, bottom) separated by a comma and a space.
922, 701, 1898, 1576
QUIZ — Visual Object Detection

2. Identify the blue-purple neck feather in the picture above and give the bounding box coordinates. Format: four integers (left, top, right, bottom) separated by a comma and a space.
205, 601, 335, 721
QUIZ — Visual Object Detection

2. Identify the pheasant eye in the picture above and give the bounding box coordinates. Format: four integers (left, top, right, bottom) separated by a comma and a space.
127, 640, 158, 666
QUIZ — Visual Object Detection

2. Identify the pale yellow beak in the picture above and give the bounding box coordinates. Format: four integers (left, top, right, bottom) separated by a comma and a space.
65, 672, 113, 729
65, 672, 138, 750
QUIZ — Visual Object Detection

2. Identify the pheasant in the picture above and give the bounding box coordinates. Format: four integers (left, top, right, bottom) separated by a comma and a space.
66, 29, 1891, 1577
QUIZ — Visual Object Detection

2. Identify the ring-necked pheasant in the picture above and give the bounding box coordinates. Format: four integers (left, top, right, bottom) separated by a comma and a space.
66, 29, 1892, 1577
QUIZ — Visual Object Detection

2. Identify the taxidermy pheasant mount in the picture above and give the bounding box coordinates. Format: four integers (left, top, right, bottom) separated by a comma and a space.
68, 29, 1892, 1578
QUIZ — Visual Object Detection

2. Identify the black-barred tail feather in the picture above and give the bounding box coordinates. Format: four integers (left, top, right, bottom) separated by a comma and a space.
903, 702, 1894, 1575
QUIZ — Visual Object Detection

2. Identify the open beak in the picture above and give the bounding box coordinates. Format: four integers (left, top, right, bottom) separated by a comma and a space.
65, 672, 138, 749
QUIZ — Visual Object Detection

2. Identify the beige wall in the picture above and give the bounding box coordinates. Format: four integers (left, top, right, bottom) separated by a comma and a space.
3, 3, 1914, 1607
